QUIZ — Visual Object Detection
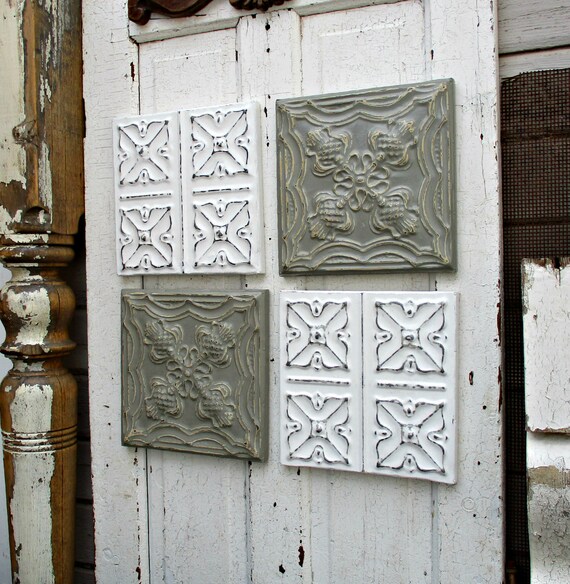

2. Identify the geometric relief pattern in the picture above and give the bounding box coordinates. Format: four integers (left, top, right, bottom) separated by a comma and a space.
280, 291, 458, 483
363, 292, 458, 484
374, 399, 447, 474
122, 290, 269, 460
113, 102, 263, 275
277, 79, 455, 274
114, 111, 182, 275
286, 393, 350, 465
375, 300, 447, 373
120, 206, 174, 270
285, 300, 349, 370
181, 103, 263, 274
280, 291, 362, 472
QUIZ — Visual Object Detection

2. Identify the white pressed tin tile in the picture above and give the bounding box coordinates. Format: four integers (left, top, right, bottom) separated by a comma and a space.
181, 102, 264, 274
280, 291, 362, 472
362, 292, 458, 484
113, 111, 182, 274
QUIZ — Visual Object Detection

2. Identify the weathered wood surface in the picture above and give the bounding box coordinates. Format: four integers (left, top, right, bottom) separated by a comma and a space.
84, 0, 503, 582
522, 259, 570, 433
523, 259, 570, 582
500, 47, 570, 79
498, 0, 570, 55
0, 239, 77, 583
0, 0, 85, 582
129, 0, 402, 42
526, 433, 570, 583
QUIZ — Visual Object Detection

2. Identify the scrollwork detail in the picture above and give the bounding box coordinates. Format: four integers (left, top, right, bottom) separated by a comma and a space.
129, 0, 291, 25
143, 319, 237, 427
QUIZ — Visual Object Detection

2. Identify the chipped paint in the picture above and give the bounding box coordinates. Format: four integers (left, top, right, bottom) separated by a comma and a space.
38, 142, 53, 214
0, 0, 27, 187
9, 383, 55, 584
0, 208, 23, 235
5, 286, 51, 347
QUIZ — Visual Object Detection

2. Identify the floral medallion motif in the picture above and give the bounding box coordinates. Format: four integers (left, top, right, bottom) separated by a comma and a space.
122, 290, 269, 460
374, 399, 447, 474
120, 205, 174, 270
277, 80, 455, 273
285, 393, 351, 465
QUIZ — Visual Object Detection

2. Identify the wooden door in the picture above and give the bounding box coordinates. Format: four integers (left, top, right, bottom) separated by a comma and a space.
83, 1, 503, 582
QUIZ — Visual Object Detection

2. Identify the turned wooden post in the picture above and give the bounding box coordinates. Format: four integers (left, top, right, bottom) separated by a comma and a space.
0, 237, 77, 583
0, 1, 84, 582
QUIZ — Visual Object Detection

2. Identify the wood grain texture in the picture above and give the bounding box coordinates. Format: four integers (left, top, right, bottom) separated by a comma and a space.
0, 241, 78, 584
500, 47, 570, 79
498, 0, 570, 55
129, 0, 402, 43
0, 0, 84, 236
429, 0, 503, 581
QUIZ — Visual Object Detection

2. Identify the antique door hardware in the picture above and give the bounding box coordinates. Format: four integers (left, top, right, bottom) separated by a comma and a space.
129, 0, 291, 25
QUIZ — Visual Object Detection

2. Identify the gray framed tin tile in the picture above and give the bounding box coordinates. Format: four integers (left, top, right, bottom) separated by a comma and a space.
276, 80, 455, 274
122, 290, 269, 460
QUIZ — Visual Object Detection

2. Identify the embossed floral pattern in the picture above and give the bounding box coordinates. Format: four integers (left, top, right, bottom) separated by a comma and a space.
306, 126, 419, 241
143, 320, 236, 427
333, 153, 389, 212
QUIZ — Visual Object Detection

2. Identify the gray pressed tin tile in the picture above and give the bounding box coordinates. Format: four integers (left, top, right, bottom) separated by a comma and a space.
122, 290, 269, 460
277, 79, 455, 274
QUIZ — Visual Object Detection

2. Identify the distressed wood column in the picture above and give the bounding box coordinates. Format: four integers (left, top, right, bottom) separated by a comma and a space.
0, 0, 84, 582
0, 236, 77, 583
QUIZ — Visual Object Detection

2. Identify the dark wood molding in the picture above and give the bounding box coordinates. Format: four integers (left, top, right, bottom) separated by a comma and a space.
129, 0, 291, 24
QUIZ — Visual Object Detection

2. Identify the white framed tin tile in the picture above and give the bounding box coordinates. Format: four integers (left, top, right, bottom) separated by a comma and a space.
280, 291, 362, 472
362, 292, 458, 484
113, 102, 264, 275
181, 102, 264, 274
113, 111, 182, 274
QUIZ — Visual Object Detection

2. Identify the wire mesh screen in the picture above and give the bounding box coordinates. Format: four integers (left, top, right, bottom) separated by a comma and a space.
501, 68, 570, 583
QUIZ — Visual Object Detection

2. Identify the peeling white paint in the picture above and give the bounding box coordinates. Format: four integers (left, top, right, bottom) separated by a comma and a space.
5, 287, 51, 347
9, 383, 55, 584
7, 233, 49, 244
39, 142, 53, 213
0, 0, 26, 187
0, 208, 22, 236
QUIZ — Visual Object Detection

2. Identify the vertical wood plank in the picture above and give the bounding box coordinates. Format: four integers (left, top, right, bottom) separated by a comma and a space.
138, 27, 249, 584
83, 1, 149, 582
236, 11, 310, 583
427, 0, 503, 582
299, 4, 433, 582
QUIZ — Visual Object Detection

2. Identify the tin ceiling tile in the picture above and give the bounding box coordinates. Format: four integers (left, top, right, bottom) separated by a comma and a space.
181, 102, 264, 274
122, 290, 269, 460
362, 291, 458, 484
277, 80, 455, 274
280, 291, 363, 472
113, 112, 182, 274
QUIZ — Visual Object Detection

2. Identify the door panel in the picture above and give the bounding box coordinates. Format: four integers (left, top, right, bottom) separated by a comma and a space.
83, 1, 503, 582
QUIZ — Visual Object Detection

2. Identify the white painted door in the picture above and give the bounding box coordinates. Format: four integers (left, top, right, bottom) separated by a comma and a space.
83, 1, 503, 582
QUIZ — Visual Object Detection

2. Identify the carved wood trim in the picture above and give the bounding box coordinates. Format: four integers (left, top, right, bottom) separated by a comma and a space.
129, 0, 291, 24
0, 236, 77, 583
